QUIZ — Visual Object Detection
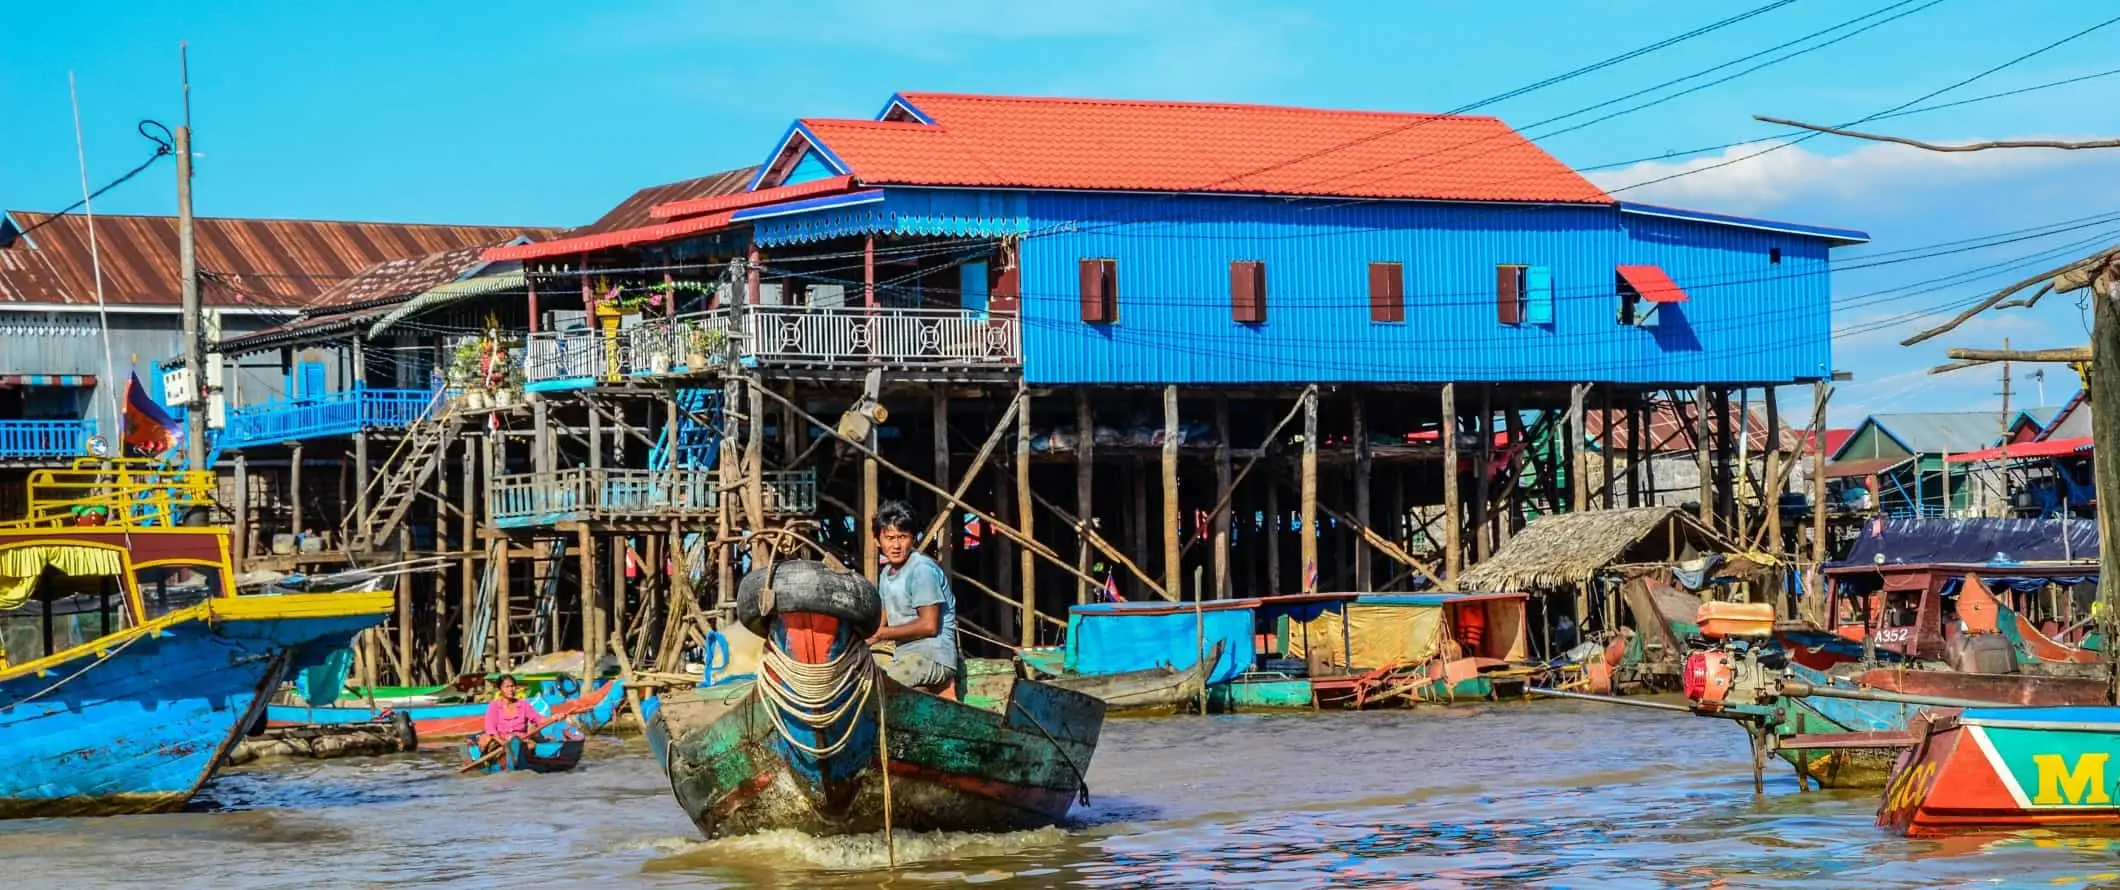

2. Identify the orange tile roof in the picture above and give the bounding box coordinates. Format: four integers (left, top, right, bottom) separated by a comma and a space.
797, 93, 1610, 205
649, 175, 859, 220
482, 212, 737, 262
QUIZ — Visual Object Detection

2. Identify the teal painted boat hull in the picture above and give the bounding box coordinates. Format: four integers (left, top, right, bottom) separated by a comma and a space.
1210, 676, 1314, 710
649, 674, 1105, 838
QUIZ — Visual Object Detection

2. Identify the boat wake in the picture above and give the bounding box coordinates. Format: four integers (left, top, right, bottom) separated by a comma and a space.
637, 825, 1074, 873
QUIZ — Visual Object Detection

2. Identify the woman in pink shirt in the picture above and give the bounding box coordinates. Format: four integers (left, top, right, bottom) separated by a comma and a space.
479, 675, 543, 746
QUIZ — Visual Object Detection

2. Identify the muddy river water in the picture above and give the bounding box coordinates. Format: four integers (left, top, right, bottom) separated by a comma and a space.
4, 699, 2116, 888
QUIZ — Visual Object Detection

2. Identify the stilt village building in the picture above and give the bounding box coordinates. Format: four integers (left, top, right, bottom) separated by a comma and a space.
10, 94, 1872, 683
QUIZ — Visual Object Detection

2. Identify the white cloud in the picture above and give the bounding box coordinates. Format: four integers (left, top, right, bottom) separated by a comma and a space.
1588, 138, 2092, 215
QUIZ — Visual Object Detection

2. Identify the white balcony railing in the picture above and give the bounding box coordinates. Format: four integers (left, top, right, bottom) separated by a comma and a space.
742, 306, 1019, 369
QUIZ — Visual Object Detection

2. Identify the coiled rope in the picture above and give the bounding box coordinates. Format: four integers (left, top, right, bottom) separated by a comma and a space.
756, 632, 876, 758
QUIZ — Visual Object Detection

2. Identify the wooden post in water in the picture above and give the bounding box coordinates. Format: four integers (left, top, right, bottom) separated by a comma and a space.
1352, 396, 1371, 591
2089, 272, 2120, 704
1694, 385, 1713, 527
578, 524, 597, 666
289, 442, 305, 541
1301, 387, 1320, 592
1214, 394, 1232, 599
1074, 389, 1094, 604
1473, 388, 1492, 561
933, 388, 953, 576
1766, 386, 1782, 553
1568, 384, 1586, 513
1600, 387, 1615, 509
1811, 381, 1830, 609
232, 453, 250, 569
1265, 454, 1282, 594
1163, 385, 1183, 600
1441, 384, 1460, 587
1018, 390, 1037, 646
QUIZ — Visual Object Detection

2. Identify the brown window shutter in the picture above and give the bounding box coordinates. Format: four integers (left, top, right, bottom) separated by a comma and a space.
1369, 262, 1403, 322
1497, 265, 1523, 325
990, 259, 1021, 313
1231, 260, 1265, 323
1079, 258, 1114, 323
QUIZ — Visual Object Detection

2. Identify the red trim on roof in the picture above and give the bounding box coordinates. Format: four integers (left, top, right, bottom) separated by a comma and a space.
482, 212, 737, 262
1945, 436, 2093, 463
1617, 264, 1688, 303
648, 175, 860, 221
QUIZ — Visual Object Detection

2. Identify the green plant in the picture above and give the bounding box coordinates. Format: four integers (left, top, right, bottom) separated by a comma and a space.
688, 325, 730, 356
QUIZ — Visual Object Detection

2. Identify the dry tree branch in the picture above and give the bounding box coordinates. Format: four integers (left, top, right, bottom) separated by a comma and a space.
1755, 116, 2120, 151
1902, 249, 2120, 346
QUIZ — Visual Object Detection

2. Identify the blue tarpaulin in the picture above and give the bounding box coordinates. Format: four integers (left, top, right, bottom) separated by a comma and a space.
1832, 517, 2098, 568
1064, 601, 1257, 683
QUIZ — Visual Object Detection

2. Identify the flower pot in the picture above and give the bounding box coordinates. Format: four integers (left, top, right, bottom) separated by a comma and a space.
686, 352, 709, 369
464, 390, 489, 410
649, 353, 671, 375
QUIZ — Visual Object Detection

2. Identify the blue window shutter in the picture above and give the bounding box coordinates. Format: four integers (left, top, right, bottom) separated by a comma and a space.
960, 261, 990, 319
1524, 266, 1554, 325
298, 362, 327, 397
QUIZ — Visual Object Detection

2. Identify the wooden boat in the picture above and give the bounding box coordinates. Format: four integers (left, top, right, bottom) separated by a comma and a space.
0, 516, 392, 817
461, 722, 587, 774
1027, 641, 1223, 714
1210, 672, 1316, 709
266, 675, 626, 748
1879, 706, 2120, 836
647, 560, 1103, 838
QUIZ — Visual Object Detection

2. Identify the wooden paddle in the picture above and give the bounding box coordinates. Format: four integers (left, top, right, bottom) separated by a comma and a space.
459, 712, 571, 773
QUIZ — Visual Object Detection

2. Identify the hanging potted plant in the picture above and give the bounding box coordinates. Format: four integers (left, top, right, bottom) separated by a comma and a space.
687, 324, 730, 369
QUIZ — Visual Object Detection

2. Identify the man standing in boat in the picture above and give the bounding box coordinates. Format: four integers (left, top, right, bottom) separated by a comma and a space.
866, 501, 959, 692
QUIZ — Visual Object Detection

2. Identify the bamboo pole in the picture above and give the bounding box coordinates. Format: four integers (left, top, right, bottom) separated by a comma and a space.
919, 386, 1024, 552
1182, 385, 1314, 558
933, 388, 953, 575
1695, 385, 1713, 527
1568, 383, 1587, 513
1352, 395, 1371, 592
1810, 382, 1831, 602
1024, 485, 1163, 599
1075, 389, 1095, 604
950, 568, 1066, 629
1213, 395, 1232, 599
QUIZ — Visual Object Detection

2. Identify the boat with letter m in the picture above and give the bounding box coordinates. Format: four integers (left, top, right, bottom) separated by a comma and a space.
647, 559, 1104, 838
0, 459, 392, 817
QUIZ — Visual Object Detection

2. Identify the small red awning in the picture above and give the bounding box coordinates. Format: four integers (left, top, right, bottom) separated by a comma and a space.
1945, 436, 2093, 463
1617, 265, 1688, 303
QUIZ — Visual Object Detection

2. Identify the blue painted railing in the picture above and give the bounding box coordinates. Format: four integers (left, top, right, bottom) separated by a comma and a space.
0, 419, 96, 459
218, 386, 438, 450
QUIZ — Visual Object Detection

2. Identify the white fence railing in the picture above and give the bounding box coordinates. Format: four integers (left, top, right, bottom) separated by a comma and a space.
517, 307, 1018, 383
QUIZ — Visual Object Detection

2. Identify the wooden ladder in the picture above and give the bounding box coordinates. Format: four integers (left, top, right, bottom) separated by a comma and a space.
345, 406, 463, 552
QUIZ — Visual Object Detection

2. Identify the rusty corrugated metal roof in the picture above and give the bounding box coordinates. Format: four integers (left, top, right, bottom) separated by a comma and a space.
0, 211, 556, 309
564, 167, 756, 237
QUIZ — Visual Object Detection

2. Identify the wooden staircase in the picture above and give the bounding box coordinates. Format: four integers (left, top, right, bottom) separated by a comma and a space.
344, 408, 463, 551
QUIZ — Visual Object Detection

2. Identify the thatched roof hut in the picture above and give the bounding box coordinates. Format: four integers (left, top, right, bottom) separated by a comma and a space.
1459, 506, 1738, 594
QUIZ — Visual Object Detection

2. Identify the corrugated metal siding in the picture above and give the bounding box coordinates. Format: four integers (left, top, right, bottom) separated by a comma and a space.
1017, 193, 1839, 385
0, 312, 299, 441
753, 189, 1031, 247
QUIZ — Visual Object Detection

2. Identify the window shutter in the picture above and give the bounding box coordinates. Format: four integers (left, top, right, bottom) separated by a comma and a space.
989, 259, 1021, 313
1230, 260, 1266, 323
1524, 265, 1553, 324
1368, 262, 1403, 322
1496, 266, 1523, 325
1079, 258, 1115, 323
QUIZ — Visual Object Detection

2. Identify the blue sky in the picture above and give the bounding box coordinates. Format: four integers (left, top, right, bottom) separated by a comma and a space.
5, 0, 2119, 425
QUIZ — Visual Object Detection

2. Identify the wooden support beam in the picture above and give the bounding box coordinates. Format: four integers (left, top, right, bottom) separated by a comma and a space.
1810, 382, 1830, 601
950, 568, 1066, 630
1182, 386, 1313, 559
1472, 388, 1491, 562
1694, 385, 1712, 527
755, 384, 1146, 597
1300, 387, 1319, 592
1265, 455, 1281, 594
1441, 383, 1460, 588
748, 380, 769, 541
465, 435, 484, 669
919, 386, 1024, 552
1502, 399, 1524, 545
290, 442, 305, 540
1025, 484, 1163, 603
1276, 479, 1445, 590
1568, 384, 1587, 513
611, 533, 628, 670
1075, 389, 1095, 604
1352, 396, 1371, 591
934, 388, 954, 575
1017, 390, 1037, 648
1713, 388, 1736, 532
394, 571, 412, 684
578, 524, 597, 665
1128, 463, 1148, 597
233, 454, 250, 570
1162, 385, 1182, 598
1213, 395, 1233, 599
1600, 387, 1615, 509
1765, 387, 1782, 552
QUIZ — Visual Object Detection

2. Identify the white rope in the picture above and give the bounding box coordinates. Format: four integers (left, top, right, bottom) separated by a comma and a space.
756, 632, 876, 758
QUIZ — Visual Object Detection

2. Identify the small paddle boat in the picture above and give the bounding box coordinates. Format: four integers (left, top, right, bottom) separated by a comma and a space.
461, 722, 587, 774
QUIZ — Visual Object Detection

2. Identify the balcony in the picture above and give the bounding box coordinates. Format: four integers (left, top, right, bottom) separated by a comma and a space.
487, 467, 818, 528
518, 307, 1018, 387
217, 386, 440, 450
0, 419, 97, 460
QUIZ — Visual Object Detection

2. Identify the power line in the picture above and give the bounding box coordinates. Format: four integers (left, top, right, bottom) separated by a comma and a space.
10, 120, 174, 241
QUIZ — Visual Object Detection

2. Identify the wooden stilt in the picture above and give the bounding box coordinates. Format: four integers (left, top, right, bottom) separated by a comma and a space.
1128, 461, 1148, 598
611, 533, 628, 666
1472, 388, 1491, 562
1017, 390, 1036, 648
1714, 388, 1736, 533
1265, 454, 1282, 594
1568, 384, 1587, 513
232, 453, 251, 569
1300, 387, 1319, 592
1352, 396, 1372, 591
579, 524, 597, 665
354, 429, 371, 541
1600, 387, 1615, 509
1162, 385, 1182, 598
1695, 385, 1713, 527
1627, 395, 1643, 508
395, 571, 412, 684
1441, 384, 1460, 587
1810, 381, 1830, 598
934, 388, 953, 575
1502, 399, 1524, 546
290, 442, 305, 540
1076, 389, 1095, 604
1765, 387, 1783, 553
461, 436, 480, 669
1213, 395, 1233, 599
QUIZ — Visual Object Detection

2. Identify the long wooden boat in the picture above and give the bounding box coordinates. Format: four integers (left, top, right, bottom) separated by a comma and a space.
461, 723, 587, 774
265, 675, 626, 748
647, 559, 1104, 838
0, 524, 392, 817
1032, 641, 1223, 714
1880, 706, 2120, 836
